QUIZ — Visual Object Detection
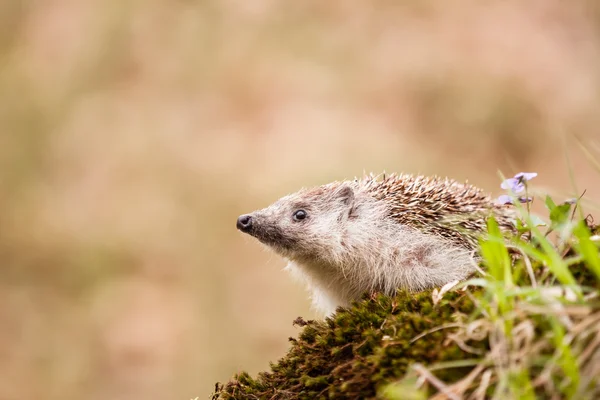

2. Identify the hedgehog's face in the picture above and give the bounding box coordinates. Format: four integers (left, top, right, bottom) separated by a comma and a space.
237, 184, 356, 259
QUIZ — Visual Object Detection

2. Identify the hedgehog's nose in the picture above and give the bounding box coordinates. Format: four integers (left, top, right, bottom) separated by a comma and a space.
237, 215, 253, 232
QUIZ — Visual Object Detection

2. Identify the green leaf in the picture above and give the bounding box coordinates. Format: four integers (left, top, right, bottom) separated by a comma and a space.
572, 221, 600, 280
544, 195, 557, 211
545, 195, 573, 230
480, 217, 512, 284
550, 205, 572, 229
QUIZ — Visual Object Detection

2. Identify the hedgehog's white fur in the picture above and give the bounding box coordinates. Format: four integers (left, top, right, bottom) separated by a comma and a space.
282, 193, 475, 315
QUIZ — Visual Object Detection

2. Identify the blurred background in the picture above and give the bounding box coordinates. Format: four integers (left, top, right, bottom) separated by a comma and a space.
1, 1, 600, 399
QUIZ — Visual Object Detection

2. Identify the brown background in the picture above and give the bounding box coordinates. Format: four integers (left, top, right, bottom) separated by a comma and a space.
1, 1, 599, 399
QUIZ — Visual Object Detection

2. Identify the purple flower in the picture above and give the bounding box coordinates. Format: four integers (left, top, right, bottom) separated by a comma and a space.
495, 195, 513, 205
500, 172, 537, 194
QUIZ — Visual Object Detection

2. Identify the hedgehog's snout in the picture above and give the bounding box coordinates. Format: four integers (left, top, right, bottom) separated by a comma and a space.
237, 214, 253, 232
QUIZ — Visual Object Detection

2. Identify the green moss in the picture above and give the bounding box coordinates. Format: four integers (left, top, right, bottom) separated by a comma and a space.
214, 290, 478, 399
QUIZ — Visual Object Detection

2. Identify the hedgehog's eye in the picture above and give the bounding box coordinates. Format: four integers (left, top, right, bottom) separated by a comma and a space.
292, 210, 307, 221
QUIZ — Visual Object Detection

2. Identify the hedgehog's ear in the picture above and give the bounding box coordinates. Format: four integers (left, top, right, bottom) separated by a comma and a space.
335, 184, 355, 207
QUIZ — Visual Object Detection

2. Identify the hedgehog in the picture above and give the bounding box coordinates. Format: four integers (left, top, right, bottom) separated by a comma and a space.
236, 173, 515, 315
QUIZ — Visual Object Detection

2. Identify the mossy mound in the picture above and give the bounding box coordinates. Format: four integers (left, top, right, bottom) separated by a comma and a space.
214, 225, 600, 399
213, 290, 478, 399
